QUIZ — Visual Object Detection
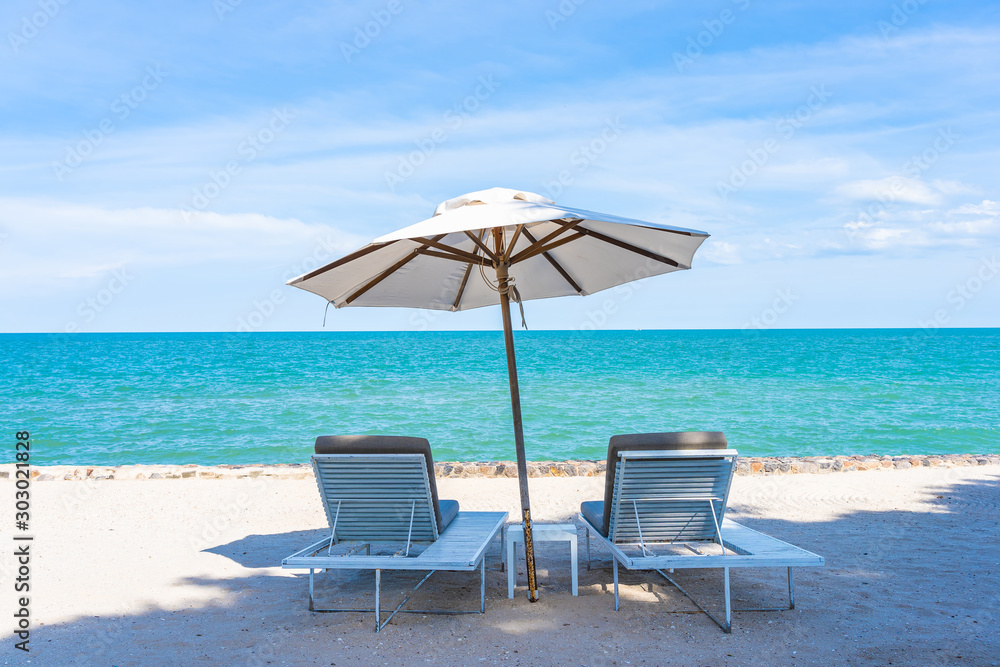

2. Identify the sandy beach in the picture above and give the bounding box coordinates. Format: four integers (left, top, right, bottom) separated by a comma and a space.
2, 464, 998, 666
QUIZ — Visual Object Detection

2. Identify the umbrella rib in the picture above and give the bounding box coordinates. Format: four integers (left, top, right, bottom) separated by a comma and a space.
413, 237, 484, 265
555, 222, 687, 269
464, 231, 499, 264
511, 230, 585, 265
416, 248, 481, 264
452, 260, 475, 311
521, 228, 584, 295
343, 234, 447, 305
291, 241, 394, 283
503, 224, 525, 261
452, 230, 485, 311
508, 219, 584, 264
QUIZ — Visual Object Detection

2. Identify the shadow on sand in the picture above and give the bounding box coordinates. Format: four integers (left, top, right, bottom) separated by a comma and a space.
15, 471, 1000, 666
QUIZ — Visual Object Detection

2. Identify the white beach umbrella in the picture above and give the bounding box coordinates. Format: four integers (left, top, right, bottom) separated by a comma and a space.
288, 187, 710, 601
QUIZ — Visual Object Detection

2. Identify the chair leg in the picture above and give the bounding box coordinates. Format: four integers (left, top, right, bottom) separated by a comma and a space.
507, 533, 516, 599
375, 569, 381, 633
613, 559, 620, 611
586, 529, 591, 571
788, 567, 795, 609
723, 567, 731, 634
480, 559, 486, 613
308, 569, 315, 611
500, 525, 506, 572
570, 532, 579, 596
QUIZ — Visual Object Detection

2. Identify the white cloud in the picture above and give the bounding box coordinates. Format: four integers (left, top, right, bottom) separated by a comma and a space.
835, 177, 944, 206
0, 198, 364, 293
837, 197, 1000, 252
950, 199, 1000, 216
699, 240, 741, 265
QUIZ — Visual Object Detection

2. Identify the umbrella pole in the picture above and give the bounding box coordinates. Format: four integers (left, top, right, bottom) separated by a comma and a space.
496, 261, 539, 602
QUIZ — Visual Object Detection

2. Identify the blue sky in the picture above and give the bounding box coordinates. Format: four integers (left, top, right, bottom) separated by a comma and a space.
2, 0, 999, 332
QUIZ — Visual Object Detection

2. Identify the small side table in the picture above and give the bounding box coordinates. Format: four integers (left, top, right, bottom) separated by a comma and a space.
502, 523, 578, 598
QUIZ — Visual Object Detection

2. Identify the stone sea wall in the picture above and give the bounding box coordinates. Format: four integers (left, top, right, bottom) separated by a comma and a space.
1, 453, 998, 482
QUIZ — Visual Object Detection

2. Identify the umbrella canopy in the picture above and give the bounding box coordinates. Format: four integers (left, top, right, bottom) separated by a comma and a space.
288, 187, 710, 602
289, 187, 708, 311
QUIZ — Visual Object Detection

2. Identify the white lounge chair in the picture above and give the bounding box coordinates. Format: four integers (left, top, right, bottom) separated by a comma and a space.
282, 436, 507, 632
579, 432, 824, 633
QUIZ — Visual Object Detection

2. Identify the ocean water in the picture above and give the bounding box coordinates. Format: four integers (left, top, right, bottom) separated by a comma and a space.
1, 330, 998, 466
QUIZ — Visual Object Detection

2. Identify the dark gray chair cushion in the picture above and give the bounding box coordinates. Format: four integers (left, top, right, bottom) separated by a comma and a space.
438, 499, 460, 530
580, 501, 605, 535
314, 435, 459, 533
581, 431, 728, 537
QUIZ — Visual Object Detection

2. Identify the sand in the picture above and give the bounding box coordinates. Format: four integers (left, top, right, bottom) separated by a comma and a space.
1, 465, 998, 666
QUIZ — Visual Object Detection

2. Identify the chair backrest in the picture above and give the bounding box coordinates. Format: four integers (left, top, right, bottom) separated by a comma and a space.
602, 431, 728, 538
312, 453, 439, 543
312, 434, 446, 544
608, 449, 738, 544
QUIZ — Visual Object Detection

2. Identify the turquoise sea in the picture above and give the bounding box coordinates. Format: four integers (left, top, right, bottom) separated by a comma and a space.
2, 330, 998, 466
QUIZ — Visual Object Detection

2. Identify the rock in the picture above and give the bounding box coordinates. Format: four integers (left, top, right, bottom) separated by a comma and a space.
180, 471, 196, 478
893, 460, 911, 470
149, 473, 164, 480
750, 461, 763, 474
36, 474, 55, 481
